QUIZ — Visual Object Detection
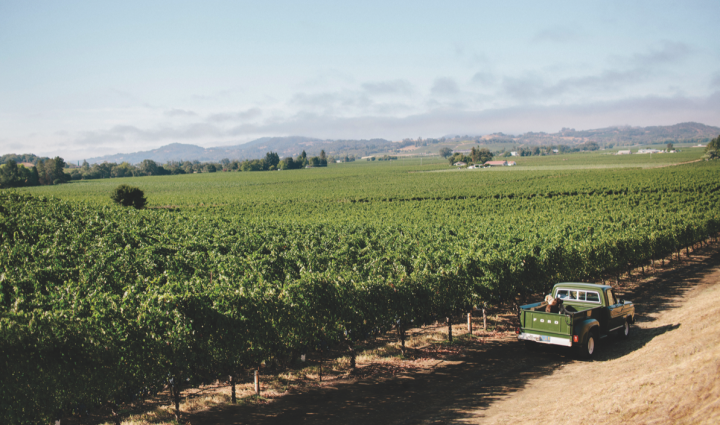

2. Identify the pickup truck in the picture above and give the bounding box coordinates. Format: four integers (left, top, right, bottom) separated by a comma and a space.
517, 283, 635, 358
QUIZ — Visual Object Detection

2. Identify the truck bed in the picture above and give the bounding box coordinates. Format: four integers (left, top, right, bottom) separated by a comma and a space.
518, 303, 602, 346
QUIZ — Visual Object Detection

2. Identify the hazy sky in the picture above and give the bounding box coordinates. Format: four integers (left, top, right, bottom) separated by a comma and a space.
1, 1, 719, 160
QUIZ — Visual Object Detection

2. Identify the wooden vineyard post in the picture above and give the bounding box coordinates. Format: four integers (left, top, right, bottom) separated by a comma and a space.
397, 322, 406, 356
254, 368, 260, 395
467, 310, 472, 335
447, 317, 453, 342
319, 349, 323, 382
229, 375, 236, 403
348, 341, 356, 370
172, 380, 181, 422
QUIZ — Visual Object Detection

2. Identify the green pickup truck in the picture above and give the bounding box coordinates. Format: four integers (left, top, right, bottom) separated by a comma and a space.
517, 283, 635, 358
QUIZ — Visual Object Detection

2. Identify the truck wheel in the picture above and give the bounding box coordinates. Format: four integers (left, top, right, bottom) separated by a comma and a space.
577, 331, 597, 359
618, 320, 630, 339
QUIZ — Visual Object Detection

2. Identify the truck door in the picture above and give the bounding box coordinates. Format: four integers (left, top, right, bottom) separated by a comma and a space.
606, 289, 624, 330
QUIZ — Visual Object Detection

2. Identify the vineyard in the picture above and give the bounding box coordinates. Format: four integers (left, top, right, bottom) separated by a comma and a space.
2, 156, 720, 424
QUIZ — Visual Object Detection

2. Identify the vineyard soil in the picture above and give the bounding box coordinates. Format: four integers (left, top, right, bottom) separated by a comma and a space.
95, 241, 720, 425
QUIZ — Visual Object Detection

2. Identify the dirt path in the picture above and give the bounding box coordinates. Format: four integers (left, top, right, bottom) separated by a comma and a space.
476, 254, 720, 424
187, 244, 720, 425
649, 158, 703, 168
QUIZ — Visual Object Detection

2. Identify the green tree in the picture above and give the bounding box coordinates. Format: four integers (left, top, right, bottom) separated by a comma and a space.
471, 147, 493, 163
138, 159, 159, 176
439, 147, 452, 158
36, 157, 69, 185
265, 152, 280, 169
703, 134, 719, 159
110, 184, 147, 209
666, 142, 674, 152
0, 160, 20, 188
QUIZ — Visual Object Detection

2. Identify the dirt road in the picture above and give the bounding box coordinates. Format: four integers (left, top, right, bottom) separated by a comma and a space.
188, 244, 720, 424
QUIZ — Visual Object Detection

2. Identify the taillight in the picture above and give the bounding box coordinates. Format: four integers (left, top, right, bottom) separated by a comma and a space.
573, 335, 579, 343
515, 327, 520, 334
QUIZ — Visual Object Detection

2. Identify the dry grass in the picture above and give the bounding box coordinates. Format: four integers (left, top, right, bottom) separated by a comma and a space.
479, 266, 720, 424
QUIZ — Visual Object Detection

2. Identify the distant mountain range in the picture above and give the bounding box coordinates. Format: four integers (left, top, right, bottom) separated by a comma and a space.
85, 136, 394, 164
85, 122, 719, 164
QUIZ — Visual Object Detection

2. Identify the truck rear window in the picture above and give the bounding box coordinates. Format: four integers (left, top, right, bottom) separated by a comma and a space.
556, 289, 601, 304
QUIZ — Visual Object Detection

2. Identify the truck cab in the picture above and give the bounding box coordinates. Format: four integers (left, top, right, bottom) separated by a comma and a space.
517, 283, 635, 358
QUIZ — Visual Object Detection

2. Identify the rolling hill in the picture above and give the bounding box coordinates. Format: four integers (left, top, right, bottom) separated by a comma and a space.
83, 122, 719, 164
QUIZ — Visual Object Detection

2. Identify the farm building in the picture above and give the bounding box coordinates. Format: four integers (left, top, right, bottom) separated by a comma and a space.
453, 161, 467, 167
637, 149, 663, 154
484, 160, 508, 167
616, 150, 631, 155
507, 161, 516, 166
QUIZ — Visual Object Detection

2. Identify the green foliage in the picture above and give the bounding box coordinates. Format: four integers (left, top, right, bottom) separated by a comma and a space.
439, 147, 452, 158
0, 160, 21, 188
704, 134, 720, 159
471, 147, 493, 163
2, 155, 720, 423
110, 184, 147, 209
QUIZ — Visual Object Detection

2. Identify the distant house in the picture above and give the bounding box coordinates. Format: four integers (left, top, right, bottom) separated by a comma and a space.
453, 161, 467, 167
510, 151, 518, 156
552, 149, 559, 153
637, 149, 662, 154
617, 150, 631, 155
507, 161, 516, 166
18, 162, 35, 168
485, 160, 508, 167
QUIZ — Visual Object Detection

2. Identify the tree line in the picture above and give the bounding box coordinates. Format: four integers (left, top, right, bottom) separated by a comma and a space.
0, 149, 349, 188
0, 157, 70, 188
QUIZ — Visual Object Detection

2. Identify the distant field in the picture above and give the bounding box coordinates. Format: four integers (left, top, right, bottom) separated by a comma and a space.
18, 148, 705, 209
507, 148, 701, 168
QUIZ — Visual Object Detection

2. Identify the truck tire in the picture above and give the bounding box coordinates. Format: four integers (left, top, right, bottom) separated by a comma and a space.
577, 330, 597, 359
618, 319, 630, 339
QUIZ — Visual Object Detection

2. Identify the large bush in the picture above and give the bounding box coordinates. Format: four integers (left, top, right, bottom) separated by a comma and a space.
110, 184, 146, 209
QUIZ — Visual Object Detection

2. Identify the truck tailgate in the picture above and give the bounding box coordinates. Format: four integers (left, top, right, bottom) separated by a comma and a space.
519, 310, 573, 346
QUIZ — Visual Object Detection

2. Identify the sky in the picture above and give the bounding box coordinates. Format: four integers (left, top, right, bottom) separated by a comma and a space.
1, 0, 719, 160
